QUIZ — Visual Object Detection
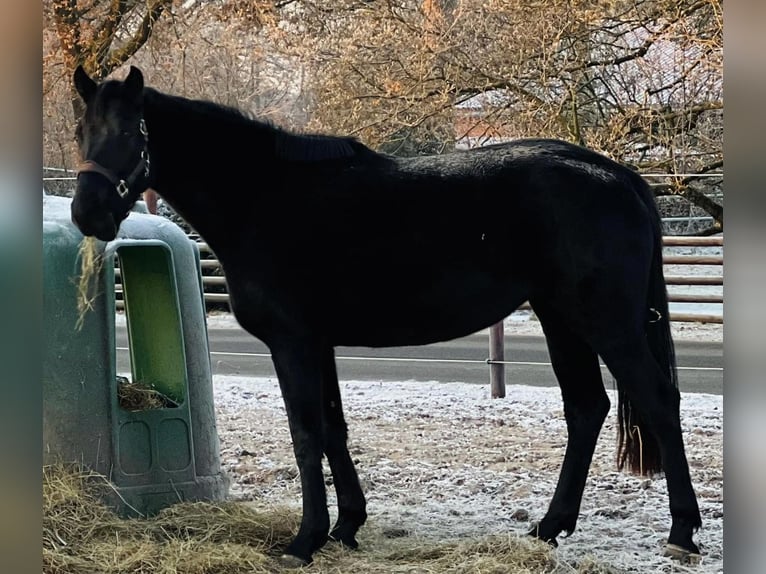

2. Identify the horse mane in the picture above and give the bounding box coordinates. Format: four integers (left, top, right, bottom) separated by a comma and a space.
144, 87, 373, 163
274, 132, 370, 162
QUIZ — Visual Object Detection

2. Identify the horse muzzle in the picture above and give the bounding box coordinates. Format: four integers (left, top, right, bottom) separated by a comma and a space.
71, 199, 119, 242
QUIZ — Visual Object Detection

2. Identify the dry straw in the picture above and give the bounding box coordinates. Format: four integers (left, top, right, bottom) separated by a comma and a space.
43, 464, 616, 573
43, 463, 299, 574
75, 236, 104, 331
117, 376, 174, 411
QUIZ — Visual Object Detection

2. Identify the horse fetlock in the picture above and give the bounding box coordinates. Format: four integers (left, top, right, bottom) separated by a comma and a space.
329, 509, 367, 549
328, 525, 360, 549
344, 506, 368, 527
527, 522, 559, 547
529, 511, 578, 546
669, 505, 702, 529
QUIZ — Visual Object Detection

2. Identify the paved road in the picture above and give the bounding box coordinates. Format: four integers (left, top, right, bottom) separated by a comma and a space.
116, 325, 722, 395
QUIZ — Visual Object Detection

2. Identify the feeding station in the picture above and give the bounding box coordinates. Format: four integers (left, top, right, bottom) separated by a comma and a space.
42, 193, 229, 516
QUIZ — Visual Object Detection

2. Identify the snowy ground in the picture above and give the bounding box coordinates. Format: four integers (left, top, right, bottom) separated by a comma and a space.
212, 374, 723, 573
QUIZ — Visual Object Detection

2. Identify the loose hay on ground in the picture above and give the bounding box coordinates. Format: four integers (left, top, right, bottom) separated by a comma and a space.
44, 463, 298, 574
323, 535, 560, 573
43, 464, 613, 573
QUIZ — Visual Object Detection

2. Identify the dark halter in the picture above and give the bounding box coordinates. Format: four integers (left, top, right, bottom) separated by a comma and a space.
76, 118, 151, 206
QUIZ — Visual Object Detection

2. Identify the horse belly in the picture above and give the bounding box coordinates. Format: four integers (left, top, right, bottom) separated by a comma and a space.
325, 271, 530, 347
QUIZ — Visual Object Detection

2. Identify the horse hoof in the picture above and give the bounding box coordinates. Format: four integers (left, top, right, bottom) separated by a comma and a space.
527, 523, 558, 548
277, 554, 310, 569
664, 544, 702, 565
328, 530, 359, 550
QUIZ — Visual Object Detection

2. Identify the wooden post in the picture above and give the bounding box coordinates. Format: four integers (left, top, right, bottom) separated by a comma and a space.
489, 320, 505, 398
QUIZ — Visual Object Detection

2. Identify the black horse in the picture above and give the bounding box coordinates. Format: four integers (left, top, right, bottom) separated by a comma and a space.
70, 65, 701, 565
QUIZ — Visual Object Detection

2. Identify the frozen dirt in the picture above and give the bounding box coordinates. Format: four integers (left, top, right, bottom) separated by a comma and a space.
213, 374, 723, 573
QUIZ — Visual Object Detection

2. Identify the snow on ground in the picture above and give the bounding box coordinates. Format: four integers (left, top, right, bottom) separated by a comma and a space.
213, 376, 723, 573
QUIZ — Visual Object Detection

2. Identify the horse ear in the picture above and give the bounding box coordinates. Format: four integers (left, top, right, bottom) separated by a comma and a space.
73, 65, 97, 104
124, 66, 144, 99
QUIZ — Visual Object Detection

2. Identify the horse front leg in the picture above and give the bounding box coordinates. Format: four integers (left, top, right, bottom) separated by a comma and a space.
321, 347, 367, 548
528, 303, 609, 545
270, 341, 330, 565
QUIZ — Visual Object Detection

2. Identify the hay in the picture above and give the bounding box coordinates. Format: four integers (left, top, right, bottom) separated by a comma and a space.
329, 535, 565, 573
75, 236, 104, 331
43, 463, 298, 574
43, 464, 615, 573
117, 376, 177, 411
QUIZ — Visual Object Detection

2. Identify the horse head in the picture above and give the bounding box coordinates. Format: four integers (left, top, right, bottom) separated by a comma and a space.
71, 65, 151, 241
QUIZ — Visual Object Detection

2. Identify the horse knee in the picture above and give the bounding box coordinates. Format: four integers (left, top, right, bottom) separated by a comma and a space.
592, 393, 611, 422
563, 392, 610, 434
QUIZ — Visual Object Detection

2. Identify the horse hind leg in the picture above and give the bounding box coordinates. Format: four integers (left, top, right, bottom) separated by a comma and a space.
320, 348, 368, 549
595, 333, 702, 560
528, 301, 610, 546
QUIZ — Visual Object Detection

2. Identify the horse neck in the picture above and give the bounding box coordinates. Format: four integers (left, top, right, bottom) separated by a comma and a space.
142, 90, 274, 259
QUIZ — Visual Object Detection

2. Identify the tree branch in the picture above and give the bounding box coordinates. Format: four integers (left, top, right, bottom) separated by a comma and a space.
102, 0, 171, 76
51, 0, 88, 119
104, 0, 128, 42
90, 0, 128, 78
653, 184, 723, 227
52, 0, 83, 65
681, 159, 723, 185
569, 40, 653, 72
564, 1, 710, 74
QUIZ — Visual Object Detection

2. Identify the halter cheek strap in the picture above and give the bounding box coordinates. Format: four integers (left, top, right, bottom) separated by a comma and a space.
76, 118, 151, 207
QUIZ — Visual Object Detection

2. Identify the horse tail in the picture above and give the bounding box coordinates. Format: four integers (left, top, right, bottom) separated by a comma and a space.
616, 175, 678, 477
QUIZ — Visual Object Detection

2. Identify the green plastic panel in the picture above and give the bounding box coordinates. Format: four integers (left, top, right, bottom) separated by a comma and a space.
118, 245, 187, 405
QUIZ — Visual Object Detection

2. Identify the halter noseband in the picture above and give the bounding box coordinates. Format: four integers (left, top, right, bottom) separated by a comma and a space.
77, 118, 151, 205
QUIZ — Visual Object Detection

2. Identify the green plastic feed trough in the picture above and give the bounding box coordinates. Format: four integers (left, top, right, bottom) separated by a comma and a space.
43, 194, 229, 516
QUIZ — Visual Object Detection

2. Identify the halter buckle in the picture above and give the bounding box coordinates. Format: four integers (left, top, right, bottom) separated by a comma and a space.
116, 180, 129, 198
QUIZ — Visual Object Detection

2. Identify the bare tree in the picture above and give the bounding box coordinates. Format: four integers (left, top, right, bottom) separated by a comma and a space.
43, 1, 297, 174
277, 0, 722, 232
46, 0, 175, 120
